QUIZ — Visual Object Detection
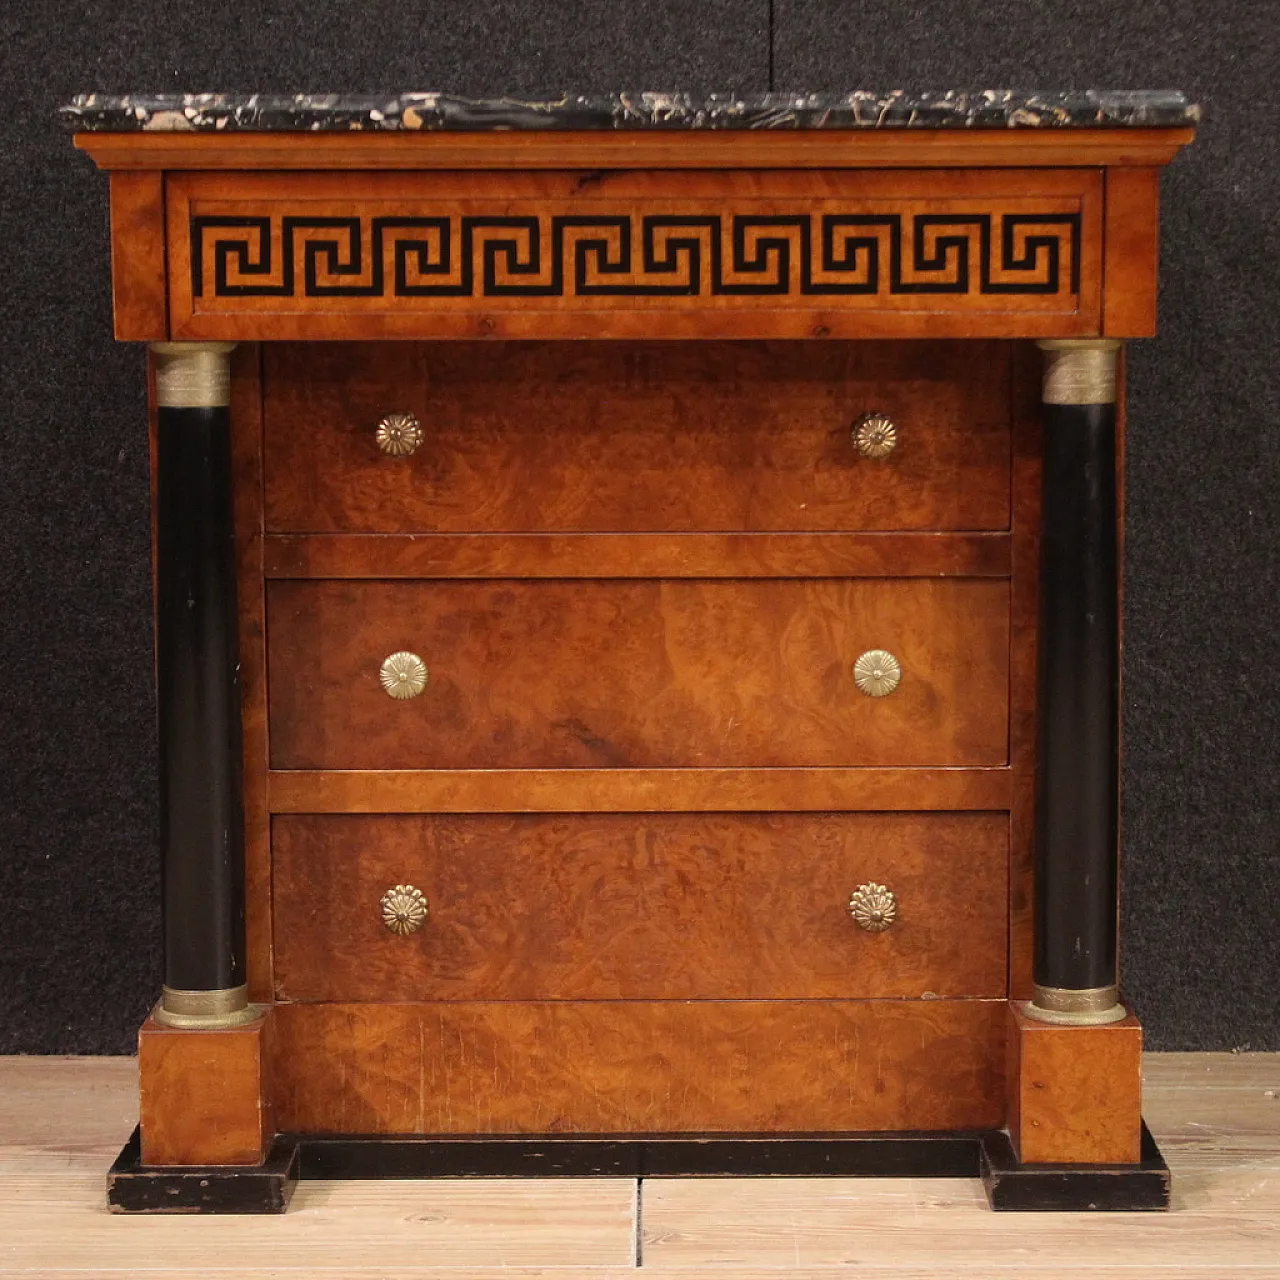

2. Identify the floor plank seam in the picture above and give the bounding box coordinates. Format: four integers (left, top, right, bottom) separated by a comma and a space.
635, 1177, 644, 1268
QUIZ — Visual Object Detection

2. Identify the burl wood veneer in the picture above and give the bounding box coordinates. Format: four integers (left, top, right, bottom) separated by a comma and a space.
272, 811, 1009, 1002
261, 340, 1012, 533
272, 999, 1008, 1135
69, 91, 1197, 1208
267, 577, 1011, 769
138, 1012, 274, 1167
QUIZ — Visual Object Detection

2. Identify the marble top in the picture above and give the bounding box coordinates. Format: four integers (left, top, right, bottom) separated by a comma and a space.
61, 90, 1199, 132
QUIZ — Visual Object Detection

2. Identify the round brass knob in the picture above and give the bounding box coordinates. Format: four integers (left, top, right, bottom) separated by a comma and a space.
379, 651, 428, 700
375, 412, 424, 457
852, 412, 897, 459
853, 649, 902, 698
381, 884, 428, 935
849, 882, 897, 932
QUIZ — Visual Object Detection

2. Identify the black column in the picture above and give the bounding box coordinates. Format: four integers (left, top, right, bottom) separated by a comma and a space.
151, 343, 254, 1028
1029, 340, 1126, 1026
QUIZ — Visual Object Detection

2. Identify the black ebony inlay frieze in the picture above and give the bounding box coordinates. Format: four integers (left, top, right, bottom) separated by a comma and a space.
191, 211, 1081, 302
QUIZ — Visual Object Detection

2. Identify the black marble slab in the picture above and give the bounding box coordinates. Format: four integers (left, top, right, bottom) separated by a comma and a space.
60, 90, 1198, 132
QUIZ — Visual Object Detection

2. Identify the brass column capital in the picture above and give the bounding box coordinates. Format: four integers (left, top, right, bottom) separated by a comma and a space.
150, 341, 237, 409
1037, 338, 1123, 406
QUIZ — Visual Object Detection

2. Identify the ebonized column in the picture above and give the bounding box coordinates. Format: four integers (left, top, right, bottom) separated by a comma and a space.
1027, 339, 1127, 1026
150, 342, 256, 1029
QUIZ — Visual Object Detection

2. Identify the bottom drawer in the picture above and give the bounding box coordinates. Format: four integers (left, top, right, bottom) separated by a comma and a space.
273, 1000, 1007, 1134
272, 812, 1009, 1001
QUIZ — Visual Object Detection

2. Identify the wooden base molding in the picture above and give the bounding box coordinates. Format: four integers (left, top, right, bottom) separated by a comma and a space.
1006, 1001, 1144, 1165
138, 1006, 275, 1167
106, 1121, 1170, 1215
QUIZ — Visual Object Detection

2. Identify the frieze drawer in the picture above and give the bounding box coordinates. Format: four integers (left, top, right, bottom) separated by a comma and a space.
262, 339, 1012, 534
265, 577, 1011, 770
165, 168, 1103, 341
271, 812, 1009, 1002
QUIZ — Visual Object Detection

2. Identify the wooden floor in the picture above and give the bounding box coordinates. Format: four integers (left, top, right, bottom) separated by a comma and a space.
0, 1054, 1277, 1277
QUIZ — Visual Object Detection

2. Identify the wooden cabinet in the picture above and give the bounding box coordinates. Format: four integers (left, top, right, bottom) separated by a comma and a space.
70, 89, 1196, 1211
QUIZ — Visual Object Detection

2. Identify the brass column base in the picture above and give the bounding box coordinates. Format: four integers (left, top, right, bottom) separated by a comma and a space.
154, 985, 262, 1030
1024, 984, 1128, 1026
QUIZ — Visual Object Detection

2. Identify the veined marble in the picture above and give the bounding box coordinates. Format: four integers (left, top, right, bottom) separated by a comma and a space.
60, 90, 1199, 132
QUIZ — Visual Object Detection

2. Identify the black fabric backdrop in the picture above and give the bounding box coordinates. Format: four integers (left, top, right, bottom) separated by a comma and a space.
1, 1, 1276, 1054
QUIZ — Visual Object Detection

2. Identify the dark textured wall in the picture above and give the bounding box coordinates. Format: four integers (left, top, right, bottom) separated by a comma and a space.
1, 1, 1275, 1054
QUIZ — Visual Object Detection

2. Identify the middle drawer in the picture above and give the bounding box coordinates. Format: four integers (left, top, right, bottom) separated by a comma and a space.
267, 578, 1010, 769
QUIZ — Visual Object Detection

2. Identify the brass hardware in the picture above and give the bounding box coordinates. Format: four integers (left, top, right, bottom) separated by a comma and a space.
853, 649, 902, 697
379, 651, 428, 700
150, 342, 237, 409
1025, 984, 1128, 1026
852, 412, 898, 458
849, 882, 897, 932
154, 984, 262, 1030
381, 884, 429, 935
1038, 339, 1123, 406
376, 411, 424, 456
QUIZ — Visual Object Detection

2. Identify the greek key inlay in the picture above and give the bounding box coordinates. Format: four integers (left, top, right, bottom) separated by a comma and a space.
190, 209, 1081, 303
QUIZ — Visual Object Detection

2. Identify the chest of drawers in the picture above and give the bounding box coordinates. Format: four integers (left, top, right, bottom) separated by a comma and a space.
65, 89, 1198, 1213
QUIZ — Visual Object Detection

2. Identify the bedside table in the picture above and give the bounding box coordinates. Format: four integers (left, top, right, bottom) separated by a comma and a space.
62, 89, 1198, 1213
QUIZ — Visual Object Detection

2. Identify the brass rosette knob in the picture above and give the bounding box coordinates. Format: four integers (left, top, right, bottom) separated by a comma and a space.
375, 411, 424, 456
849, 882, 897, 932
381, 884, 428, 935
379, 651, 428, 700
852, 412, 898, 459
853, 649, 902, 698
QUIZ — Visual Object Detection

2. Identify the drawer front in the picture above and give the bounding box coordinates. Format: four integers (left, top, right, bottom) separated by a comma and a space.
267, 578, 1010, 769
262, 340, 1011, 534
168, 168, 1102, 341
273, 1000, 1008, 1134
272, 812, 1009, 1002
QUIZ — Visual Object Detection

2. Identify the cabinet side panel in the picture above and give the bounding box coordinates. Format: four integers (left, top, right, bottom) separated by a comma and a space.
1008, 343, 1043, 999
231, 346, 273, 1001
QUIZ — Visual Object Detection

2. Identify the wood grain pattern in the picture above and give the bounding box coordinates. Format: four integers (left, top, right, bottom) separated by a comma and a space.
165, 170, 1102, 341
264, 532, 1013, 579
271, 1000, 1007, 1134
5, 1052, 1279, 1275
75, 126, 1198, 171
108, 171, 167, 340
272, 811, 1008, 1002
266, 578, 1010, 769
1006, 1004, 1143, 1165
1103, 167, 1161, 337
1007, 343, 1042, 999
267, 766, 1013, 814
261, 340, 1012, 535
229, 346, 273, 1003
138, 1012, 273, 1166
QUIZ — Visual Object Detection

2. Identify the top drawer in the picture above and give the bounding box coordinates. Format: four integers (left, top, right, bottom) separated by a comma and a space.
262, 340, 1011, 534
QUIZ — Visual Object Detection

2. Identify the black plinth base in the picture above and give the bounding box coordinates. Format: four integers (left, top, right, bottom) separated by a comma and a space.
980, 1123, 1170, 1211
107, 1129, 298, 1214
106, 1124, 1170, 1214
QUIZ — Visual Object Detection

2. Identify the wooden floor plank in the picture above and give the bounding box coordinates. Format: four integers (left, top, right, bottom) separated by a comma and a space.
0, 1053, 1277, 1275
0, 1173, 637, 1271
638, 1173, 1280, 1270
